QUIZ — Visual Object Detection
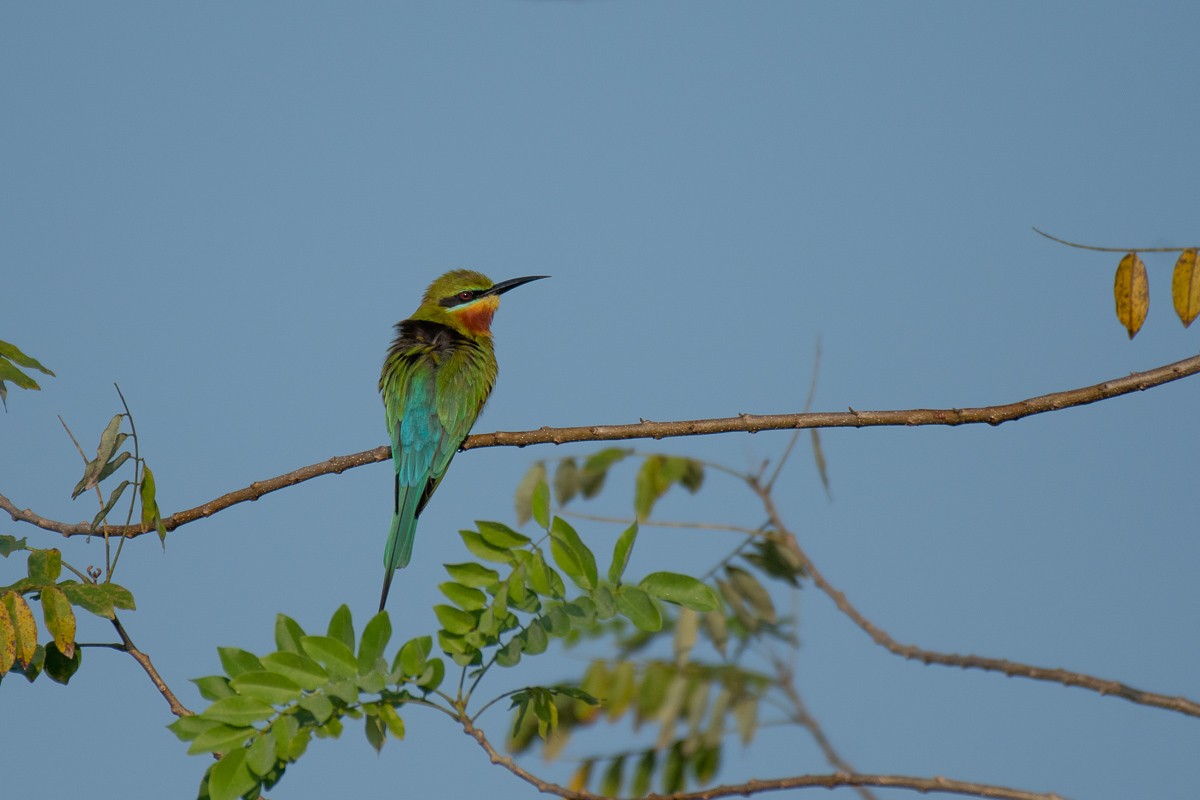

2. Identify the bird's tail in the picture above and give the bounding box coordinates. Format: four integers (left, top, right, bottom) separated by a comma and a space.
379, 483, 420, 611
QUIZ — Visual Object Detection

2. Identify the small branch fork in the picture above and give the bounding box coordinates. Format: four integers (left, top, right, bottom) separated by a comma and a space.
745, 477, 1200, 720
4, 353, 1198, 540
460, 715, 1066, 800
110, 614, 193, 718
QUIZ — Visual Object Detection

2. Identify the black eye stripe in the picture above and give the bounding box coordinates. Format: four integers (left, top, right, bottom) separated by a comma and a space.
438, 289, 486, 308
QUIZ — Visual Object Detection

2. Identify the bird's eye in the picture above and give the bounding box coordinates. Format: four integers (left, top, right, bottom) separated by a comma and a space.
458, 291, 473, 301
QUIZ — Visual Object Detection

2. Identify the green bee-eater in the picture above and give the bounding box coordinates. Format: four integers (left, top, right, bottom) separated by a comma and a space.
378, 269, 547, 610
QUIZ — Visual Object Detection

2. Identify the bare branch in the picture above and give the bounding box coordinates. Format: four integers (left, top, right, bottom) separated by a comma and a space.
1033, 227, 1197, 254
770, 654, 877, 800
111, 614, 192, 718
3, 354, 1197, 541
460, 714, 1066, 800
748, 479, 1200, 719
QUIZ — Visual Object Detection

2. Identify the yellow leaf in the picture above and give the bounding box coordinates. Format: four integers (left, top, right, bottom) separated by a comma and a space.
0, 604, 14, 676
1171, 248, 1200, 327
41, 586, 76, 660
1114, 252, 1149, 339
4, 591, 38, 668
568, 760, 593, 793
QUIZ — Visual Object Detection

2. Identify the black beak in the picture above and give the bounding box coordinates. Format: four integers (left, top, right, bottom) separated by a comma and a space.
484, 275, 549, 297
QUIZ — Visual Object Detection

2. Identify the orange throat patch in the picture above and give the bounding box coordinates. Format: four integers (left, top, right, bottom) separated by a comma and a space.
453, 296, 499, 335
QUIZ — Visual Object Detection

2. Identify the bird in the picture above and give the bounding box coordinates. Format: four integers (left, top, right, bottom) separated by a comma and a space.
378, 269, 547, 611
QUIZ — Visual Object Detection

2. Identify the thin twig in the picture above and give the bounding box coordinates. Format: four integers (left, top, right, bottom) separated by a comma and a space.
111, 614, 192, 718
1033, 227, 1197, 254
770, 653, 877, 800
109, 384, 139, 577
460, 714, 1065, 800
561, 510, 766, 538
747, 478, 1200, 719
5, 354, 1198, 541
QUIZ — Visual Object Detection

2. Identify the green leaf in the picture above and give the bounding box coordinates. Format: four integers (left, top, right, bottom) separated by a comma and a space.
494, 635, 523, 667
554, 458, 579, 506
68, 415, 125, 499
531, 480, 551, 530
274, 614, 307, 653
742, 538, 806, 587
673, 607, 699, 665
580, 448, 629, 498
615, 585, 662, 632
633, 455, 666, 520
702, 609, 729, 657
607, 661, 637, 721
593, 585, 617, 619
187, 723, 256, 755
523, 549, 559, 598
396, 635, 432, 677
40, 585, 76, 658
55, 581, 112, 619
218, 647, 264, 679
191, 675, 236, 701
91, 479, 131, 529
444, 562, 500, 589
202, 695, 276, 726
514, 461, 547, 525
541, 605, 571, 637
717, 579, 757, 631
549, 517, 597, 591
477, 520, 531, 548
637, 662, 670, 722
415, 657, 444, 691
245, 733, 277, 777
0, 340, 55, 376
27, 548, 62, 583
662, 741, 685, 794
0, 535, 28, 557
364, 713, 386, 753
357, 611, 392, 674
94, 450, 131, 487
632, 749, 656, 797
299, 692, 335, 724
327, 604, 355, 651
0, 358, 40, 392
300, 636, 358, 679
693, 743, 720, 784
459, 530, 515, 564
260, 651, 329, 691
608, 523, 638, 584
680, 459, 704, 493
734, 695, 758, 745
640, 572, 720, 612
523, 619, 549, 655
433, 604, 477, 636
102, 582, 136, 611
230, 671, 303, 705
601, 755, 625, 797
208, 748, 257, 800
439, 582, 488, 611
168, 715, 224, 742
378, 703, 406, 739
43, 640, 81, 684
139, 464, 161, 535
725, 566, 776, 623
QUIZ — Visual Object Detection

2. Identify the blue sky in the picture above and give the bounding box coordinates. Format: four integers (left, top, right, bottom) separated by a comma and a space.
2, 3, 1198, 798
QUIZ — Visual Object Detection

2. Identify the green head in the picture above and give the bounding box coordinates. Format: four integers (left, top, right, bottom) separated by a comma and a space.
413, 269, 548, 336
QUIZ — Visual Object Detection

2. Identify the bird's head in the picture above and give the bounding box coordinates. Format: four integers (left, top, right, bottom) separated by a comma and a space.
415, 269, 548, 336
